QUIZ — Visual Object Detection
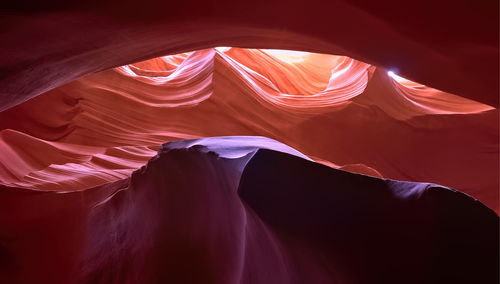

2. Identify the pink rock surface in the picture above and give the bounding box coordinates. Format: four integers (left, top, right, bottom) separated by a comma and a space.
0, 3, 498, 282
1, 48, 497, 212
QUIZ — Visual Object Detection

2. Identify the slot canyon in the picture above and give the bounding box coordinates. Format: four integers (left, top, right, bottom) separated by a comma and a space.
0, 1, 498, 283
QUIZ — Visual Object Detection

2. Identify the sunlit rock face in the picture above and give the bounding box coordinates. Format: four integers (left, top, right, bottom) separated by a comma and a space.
0, 48, 497, 212
0, 46, 498, 283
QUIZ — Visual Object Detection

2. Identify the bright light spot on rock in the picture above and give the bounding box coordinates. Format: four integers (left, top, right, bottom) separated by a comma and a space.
261, 49, 309, 63
215, 46, 232, 52
387, 70, 409, 83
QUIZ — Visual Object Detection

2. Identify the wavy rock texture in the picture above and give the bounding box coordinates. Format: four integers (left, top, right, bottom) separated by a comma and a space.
0, 48, 497, 213
0, 136, 498, 284
1, 1, 499, 282
1, 0, 498, 111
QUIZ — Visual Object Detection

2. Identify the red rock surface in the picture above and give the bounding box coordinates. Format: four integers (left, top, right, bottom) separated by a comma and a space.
1, 48, 497, 212
0, 2, 498, 283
